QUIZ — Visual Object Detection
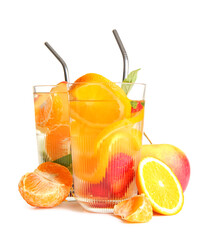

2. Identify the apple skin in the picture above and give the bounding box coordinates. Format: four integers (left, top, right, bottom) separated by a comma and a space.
141, 144, 190, 192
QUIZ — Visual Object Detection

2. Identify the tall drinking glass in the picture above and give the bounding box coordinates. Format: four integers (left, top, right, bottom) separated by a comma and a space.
68, 81, 146, 212
33, 84, 74, 200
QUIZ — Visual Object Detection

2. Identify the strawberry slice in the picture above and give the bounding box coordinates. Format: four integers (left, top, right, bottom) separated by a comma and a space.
89, 153, 135, 199
106, 153, 135, 198
131, 100, 144, 113
89, 181, 108, 198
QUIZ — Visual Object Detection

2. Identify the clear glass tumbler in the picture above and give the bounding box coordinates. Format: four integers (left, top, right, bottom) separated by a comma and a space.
69, 81, 146, 212
33, 84, 74, 201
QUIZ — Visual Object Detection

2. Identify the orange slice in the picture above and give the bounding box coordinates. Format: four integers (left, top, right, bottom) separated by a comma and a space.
45, 124, 70, 161
114, 194, 153, 223
69, 73, 131, 128
136, 157, 184, 215
72, 112, 144, 184
18, 162, 73, 208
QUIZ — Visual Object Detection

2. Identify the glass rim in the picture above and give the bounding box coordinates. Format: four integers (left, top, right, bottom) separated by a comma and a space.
33, 82, 146, 95
33, 85, 66, 94
33, 82, 146, 87
33, 85, 58, 87
67, 82, 146, 86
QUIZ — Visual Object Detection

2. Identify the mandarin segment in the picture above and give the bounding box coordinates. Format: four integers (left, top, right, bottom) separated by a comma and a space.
45, 124, 70, 161
18, 162, 73, 208
34, 82, 69, 130
46, 93, 63, 127
114, 194, 153, 223
37, 162, 72, 187
34, 92, 63, 129
50, 82, 69, 124
34, 94, 53, 127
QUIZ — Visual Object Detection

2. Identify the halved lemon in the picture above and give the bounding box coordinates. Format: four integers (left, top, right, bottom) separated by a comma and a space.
136, 157, 184, 215
68, 73, 131, 128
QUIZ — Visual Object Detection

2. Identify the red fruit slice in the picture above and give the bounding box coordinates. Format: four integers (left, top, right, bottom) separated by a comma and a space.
106, 153, 135, 198
89, 153, 135, 199
131, 100, 144, 113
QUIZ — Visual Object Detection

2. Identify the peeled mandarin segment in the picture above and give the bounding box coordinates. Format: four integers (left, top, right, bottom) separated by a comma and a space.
113, 194, 153, 223
69, 73, 131, 128
34, 94, 53, 127
50, 82, 69, 124
45, 124, 70, 161
37, 162, 73, 186
18, 162, 73, 208
46, 93, 64, 127
34, 92, 63, 129
136, 157, 184, 215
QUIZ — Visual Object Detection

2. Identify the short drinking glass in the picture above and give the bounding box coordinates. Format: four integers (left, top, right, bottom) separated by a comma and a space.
69, 81, 146, 212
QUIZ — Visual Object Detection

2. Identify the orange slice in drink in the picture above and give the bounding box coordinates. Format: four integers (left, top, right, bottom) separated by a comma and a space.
69, 73, 131, 128
45, 124, 70, 161
114, 194, 153, 223
18, 162, 73, 208
72, 112, 144, 184
136, 157, 184, 215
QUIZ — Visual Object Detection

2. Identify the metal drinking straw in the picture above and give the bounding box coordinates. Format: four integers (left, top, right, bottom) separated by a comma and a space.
44, 42, 70, 83
112, 29, 152, 144
112, 29, 129, 81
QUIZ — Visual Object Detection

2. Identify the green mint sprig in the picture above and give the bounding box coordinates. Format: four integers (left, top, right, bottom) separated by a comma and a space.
121, 68, 141, 95
130, 100, 138, 109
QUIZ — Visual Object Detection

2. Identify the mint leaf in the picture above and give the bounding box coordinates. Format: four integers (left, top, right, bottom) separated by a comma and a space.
140, 100, 145, 107
122, 68, 141, 95
54, 154, 72, 168
130, 100, 138, 109
41, 153, 73, 174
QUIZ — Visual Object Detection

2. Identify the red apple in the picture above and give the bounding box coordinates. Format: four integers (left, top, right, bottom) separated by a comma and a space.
141, 144, 190, 192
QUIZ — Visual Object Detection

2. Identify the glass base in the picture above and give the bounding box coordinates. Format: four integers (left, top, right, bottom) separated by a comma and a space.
65, 186, 76, 201
76, 196, 127, 213
66, 196, 76, 202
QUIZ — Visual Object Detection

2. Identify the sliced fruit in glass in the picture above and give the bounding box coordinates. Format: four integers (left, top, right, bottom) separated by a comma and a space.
69, 74, 146, 212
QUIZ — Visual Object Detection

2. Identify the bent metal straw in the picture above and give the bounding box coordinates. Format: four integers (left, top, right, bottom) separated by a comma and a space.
44, 42, 70, 83
112, 29, 152, 144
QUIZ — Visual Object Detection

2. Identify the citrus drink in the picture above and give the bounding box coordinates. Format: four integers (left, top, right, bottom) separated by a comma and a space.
69, 74, 146, 212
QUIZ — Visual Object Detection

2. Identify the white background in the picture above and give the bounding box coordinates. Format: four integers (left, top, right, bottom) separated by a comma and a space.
0, 0, 209, 239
